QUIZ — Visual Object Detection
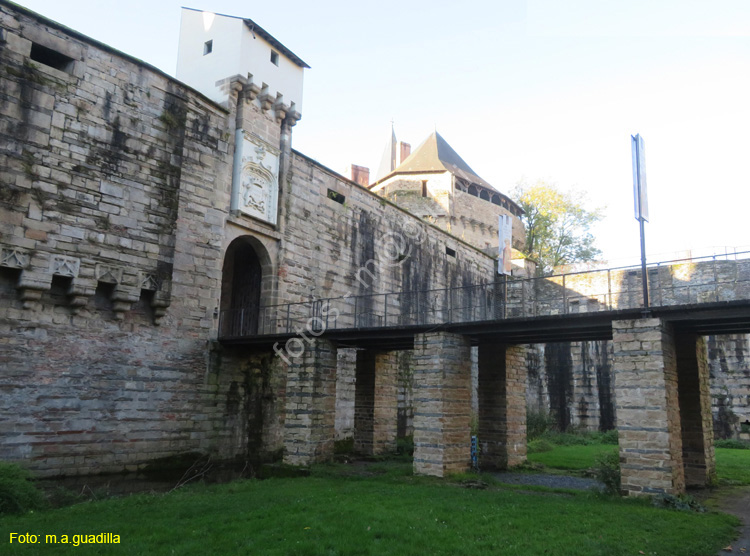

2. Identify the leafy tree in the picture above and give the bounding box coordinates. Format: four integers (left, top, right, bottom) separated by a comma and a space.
512, 180, 603, 275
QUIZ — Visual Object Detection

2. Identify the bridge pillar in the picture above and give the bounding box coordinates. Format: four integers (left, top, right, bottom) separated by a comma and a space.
413, 332, 472, 477
354, 350, 398, 455
676, 334, 716, 487
477, 343, 527, 469
613, 319, 685, 496
283, 338, 337, 466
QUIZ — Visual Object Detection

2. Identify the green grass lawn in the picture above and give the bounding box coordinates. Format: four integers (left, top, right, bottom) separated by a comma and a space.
528, 437, 750, 487
0, 462, 740, 556
716, 448, 750, 485
527, 444, 616, 470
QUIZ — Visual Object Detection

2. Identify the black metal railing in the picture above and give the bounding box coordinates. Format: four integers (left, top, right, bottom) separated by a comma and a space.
218, 250, 750, 339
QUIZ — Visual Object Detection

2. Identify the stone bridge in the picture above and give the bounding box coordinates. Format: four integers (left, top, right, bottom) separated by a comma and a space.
221, 253, 750, 496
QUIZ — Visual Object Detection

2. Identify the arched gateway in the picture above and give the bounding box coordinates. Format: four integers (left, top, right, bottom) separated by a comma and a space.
219, 236, 272, 337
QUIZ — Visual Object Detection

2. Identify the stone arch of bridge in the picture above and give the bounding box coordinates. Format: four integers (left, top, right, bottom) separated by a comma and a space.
220, 235, 274, 336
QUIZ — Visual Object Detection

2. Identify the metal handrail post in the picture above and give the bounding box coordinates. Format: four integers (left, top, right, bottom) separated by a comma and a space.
415, 289, 419, 325
713, 255, 719, 302
448, 288, 452, 323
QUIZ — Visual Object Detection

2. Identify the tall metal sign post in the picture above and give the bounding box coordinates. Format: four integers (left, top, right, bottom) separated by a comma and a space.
631, 134, 650, 313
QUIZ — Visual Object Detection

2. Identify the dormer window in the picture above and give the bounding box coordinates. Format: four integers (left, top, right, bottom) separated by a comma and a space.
270, 50, 279, 66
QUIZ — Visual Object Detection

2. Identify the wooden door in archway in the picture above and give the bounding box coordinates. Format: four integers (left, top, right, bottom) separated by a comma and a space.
224, 241, 262, 336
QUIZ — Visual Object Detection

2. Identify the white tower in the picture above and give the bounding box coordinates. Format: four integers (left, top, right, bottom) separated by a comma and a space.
176, 8, 308, 112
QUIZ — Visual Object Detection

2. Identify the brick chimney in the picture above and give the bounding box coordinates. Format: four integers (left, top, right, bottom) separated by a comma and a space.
399, 142, 411, 165
349, 164, 370, 187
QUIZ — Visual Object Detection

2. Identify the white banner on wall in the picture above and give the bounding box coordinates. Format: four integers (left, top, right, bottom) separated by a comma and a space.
498, 214, 512, 275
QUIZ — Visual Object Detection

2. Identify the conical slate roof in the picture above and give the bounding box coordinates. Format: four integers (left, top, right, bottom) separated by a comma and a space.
391, 131, 497, 191
374, 125, 397, 182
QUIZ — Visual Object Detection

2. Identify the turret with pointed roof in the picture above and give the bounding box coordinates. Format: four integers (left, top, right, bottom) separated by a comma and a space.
375, 131, 500, 194
374, 125, 398, 182
369, 131, 526, 252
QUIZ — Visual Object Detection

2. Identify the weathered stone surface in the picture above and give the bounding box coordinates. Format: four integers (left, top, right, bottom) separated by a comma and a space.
412, 332, 472, 477
0, 3, 497, 477
709, 334, 750, 439
676, 334, 716, 487
0, 3, 235, 476
372, 173, 526, 252
334, 348, 357, 440
282, 339, 337, 466
613, 319, 685, 496
526, 340, 616, 433
477, 343, 527, 469
354, 350, 398, 455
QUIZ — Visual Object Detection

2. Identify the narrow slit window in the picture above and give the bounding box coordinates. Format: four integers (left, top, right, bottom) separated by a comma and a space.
30, 43, 74, 72
327, 189, 345, 204
203, 40, 213, 55
270, 50, 279, 66
421, 180, 428, 197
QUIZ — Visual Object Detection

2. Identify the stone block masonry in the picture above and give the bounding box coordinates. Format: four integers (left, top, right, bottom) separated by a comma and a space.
354, 350, 398, 455
477, 343, 527, 469
278, 152, 496, 310
283, 339, 337, 466
709, 334, 750, 439
526, 340, 616, 433
413, 332, 472, 477
334, 348, 357, 440
675, 334, 716, 487
0, 1, 502, 478
613, 319, 685, 496
0, 2, 243, 476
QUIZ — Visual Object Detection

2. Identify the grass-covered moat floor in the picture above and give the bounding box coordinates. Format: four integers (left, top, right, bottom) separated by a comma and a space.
0, 456, 740, 556
526, 431, 750, 486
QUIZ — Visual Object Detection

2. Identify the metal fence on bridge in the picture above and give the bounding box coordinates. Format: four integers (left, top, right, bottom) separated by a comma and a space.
219, 250, 750, 339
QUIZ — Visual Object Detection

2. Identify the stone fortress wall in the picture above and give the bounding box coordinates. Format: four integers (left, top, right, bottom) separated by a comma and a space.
0, 1, 495, 476
1, 1, 746, 488
0, 1, 236, 476
522, 258, 750, 437
374, 174, 526, 252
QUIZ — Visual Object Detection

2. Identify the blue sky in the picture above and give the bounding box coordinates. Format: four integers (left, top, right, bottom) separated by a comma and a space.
16, 0, 750, 265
